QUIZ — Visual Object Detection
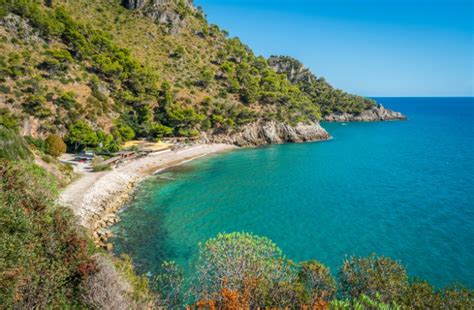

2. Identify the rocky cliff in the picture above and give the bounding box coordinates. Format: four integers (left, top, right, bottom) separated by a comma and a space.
122, 0, 194, 34
268, 55, 315, 85
122, 0, 193, 10
268, 56, 406, 120
323, 104, 406, 122
206, 120, 331, 147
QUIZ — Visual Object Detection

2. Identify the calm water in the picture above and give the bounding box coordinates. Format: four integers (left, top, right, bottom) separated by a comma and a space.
112, 97, 474, 288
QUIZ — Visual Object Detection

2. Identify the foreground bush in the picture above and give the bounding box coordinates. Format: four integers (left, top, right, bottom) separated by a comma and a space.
194, 232, 288, 306
0, 160, 96, 308
151, 232, 473, 308
339, 253, 408, 303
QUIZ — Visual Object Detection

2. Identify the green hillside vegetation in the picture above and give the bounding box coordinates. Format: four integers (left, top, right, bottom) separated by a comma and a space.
268, 55, 376, 116
0, 125, 32, 160
0, 129, 152, 308
1, 0, 376, 152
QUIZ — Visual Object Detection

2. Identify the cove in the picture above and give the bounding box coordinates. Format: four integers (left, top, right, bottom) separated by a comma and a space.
111, 97, 474, 288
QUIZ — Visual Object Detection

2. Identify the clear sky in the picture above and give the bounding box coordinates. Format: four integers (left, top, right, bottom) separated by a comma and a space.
194, 0, 473, 97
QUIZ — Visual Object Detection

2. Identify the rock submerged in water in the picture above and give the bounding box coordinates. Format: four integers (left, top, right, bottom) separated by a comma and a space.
323, 104, 406, 122
207, 120, 331, 147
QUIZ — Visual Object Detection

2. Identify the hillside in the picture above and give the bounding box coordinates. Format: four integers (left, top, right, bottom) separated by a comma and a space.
0, 0, 403, 151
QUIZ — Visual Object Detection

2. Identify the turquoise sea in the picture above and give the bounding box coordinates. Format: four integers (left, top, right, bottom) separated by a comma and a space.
111, 97, 474, 288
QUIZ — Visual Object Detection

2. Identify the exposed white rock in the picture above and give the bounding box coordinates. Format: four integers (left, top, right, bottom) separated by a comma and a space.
323, 104, 406, 122
207, 120, 331, 146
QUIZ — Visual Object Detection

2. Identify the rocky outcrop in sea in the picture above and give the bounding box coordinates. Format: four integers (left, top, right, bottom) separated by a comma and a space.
323, 104, 406, 122
206, 120, 331, 146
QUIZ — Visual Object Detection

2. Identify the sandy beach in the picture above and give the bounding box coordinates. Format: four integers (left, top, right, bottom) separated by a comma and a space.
59, 143, 235, 243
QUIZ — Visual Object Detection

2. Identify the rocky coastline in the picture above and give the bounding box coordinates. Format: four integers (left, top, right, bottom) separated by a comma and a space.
207, 120, 331, 146
60, 144, 236, 250
323, 104, 406, 122
61, 111, 404, 249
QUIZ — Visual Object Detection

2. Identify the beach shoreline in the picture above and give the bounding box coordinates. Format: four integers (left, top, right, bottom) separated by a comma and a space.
59, 143, 236, 248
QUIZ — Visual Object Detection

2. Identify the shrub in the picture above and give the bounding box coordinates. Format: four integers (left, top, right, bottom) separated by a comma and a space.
24, 135, 45, 152
153, 261, 184, 308
91, 163, 111, 172
177, 128, 199, 137
338, 253, 408, 303
193, 232, 295, 306
330, 294, 400, 310
45, 134, 67, 157
150, 123, 173, 138
0, 160, 96, 308
22, 95, 52, 118
199, 68, 214, 87
0, 125, 33, 161
81, 254, 134, 309
112, 123, 135, 142
39, 48, 73, 74
0, 108, 20, 132
297, 260, 337, 305
41, 154, 53, 163
54, 91, 77, 109
170, 46, 185, 59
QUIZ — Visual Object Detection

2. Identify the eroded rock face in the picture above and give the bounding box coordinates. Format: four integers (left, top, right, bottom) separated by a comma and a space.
268, 55, 315, 84
323, 104, 406, 122
122, 0, 193, 10
206, 120, 331, 147
0, 13, 44, 44
122, 0, 194, 34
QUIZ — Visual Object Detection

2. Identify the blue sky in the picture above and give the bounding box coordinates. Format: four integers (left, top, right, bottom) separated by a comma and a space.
194, 0, 473, 97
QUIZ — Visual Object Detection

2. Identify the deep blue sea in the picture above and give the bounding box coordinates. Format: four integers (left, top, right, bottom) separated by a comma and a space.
111, 97, 474, 288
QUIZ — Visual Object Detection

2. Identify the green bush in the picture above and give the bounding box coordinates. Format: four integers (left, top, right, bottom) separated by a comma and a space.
22, 95, 52, 118
177, 128, 199, 137
297, 260, 337, 305
45, 134, 66, 157
150, 123, 173, 138
25, 135, 45, 152
112, 123, 135, 142
0, 108, 20, 132
198, 68, 214, 87
193, 232, 296, 306
330, 294, 400, 310
338, 254, 408, 303
0, 160, 96, 308
66, 121, 98, 151
91, 163, 111, 172
39, 48, 73, 74
54, 91, 77, 109
153, 261, 184, 308
0, 125, 32, 161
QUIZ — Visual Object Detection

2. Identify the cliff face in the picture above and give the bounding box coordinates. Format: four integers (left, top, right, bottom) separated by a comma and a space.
122, 0, 194, 34
324, 104, 406, 122
268, 56, 406, 121
268, 55, 314, 84
206, 120, 331, 147
122, 0, 193, 10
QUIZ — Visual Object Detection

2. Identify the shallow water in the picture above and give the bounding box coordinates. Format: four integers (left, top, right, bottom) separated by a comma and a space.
112, 97, 474, 288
